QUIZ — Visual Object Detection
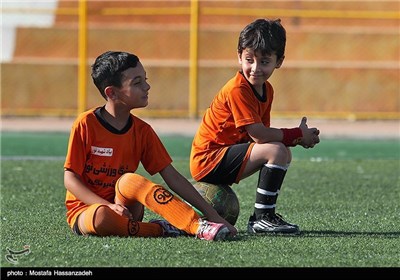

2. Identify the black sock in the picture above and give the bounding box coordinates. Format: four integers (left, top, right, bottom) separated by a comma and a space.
253, 164, 287, 219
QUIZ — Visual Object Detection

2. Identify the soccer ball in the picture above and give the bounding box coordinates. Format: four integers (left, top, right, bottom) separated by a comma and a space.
193, 182, 240, 226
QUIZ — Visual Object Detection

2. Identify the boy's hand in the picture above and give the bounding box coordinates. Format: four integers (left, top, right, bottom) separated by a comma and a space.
108, 203, 133, 219
299, 117, 320, 148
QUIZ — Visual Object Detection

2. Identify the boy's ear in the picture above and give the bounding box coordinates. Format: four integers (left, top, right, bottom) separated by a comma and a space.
237, 51, 242, 64
275, 56, 285, 68
104, 86, 116, 100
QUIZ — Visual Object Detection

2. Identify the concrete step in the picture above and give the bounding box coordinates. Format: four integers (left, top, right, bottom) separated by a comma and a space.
13, 26, 400, 62
54, 0, 399, 29
2, 61, 398, 117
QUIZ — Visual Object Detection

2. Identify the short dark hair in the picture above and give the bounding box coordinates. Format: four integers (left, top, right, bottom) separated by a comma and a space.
237, 18, 286, 60
91, 51, 140, 100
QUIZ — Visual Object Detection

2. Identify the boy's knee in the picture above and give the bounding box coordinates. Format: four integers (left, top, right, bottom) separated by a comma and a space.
115, 173, 157, 205
262, 142, 290, 163
117, 173, 151, 188
94, 204, 114, 220
78, 203, 109, 235
275, 142, 289, 151
92, 205, 135, 236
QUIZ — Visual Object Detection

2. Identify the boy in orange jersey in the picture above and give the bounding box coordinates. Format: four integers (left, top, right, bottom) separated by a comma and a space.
190, 19, 320, 234
64, 51, 237, 240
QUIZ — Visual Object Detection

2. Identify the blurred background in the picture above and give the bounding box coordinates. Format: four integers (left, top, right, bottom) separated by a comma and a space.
1, 0, 399, 120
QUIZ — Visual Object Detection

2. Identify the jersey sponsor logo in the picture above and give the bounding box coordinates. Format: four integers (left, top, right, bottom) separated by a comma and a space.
91, 146, 113, 157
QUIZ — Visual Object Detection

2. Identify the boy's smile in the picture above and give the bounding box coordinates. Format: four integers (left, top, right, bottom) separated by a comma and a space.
238, 48, 283, 94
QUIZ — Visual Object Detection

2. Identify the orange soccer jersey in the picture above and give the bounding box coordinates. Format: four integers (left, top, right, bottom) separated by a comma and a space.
64, 107, 172, 227
190, 71, 274, 183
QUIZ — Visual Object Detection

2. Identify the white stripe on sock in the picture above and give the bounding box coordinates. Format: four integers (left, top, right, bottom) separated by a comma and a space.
254, 203, 276, 209
257, 188, 279, 196
264, 163, 287, 171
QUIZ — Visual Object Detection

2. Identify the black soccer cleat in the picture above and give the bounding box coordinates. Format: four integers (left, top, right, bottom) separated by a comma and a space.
247, 212, 300, 234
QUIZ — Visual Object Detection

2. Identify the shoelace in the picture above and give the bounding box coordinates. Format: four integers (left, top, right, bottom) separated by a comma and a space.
198, 221, 209, 234
197, 220, 215, 238
273, 213, 284, 223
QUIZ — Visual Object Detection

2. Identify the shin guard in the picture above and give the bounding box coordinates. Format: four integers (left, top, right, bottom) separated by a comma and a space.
115, 173, 200, 234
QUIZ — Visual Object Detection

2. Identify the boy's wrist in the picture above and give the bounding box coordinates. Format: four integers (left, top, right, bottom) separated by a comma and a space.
281, 128, 303, 146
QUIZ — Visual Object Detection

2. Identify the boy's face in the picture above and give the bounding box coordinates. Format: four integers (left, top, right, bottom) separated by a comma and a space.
109, 62, 151, 110
238, 48, 284, 90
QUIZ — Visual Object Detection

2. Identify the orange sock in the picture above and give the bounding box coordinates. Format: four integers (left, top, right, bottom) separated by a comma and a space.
79, 204, 163, 237
115, 173, 201, 234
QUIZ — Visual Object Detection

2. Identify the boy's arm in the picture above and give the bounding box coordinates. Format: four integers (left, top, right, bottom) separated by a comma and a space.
246, 123, 285, 144
159, 165, 237, 235
246, 117, 320, 148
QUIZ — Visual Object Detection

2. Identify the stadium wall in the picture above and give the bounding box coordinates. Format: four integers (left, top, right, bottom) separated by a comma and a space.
1, 0, 399, 119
